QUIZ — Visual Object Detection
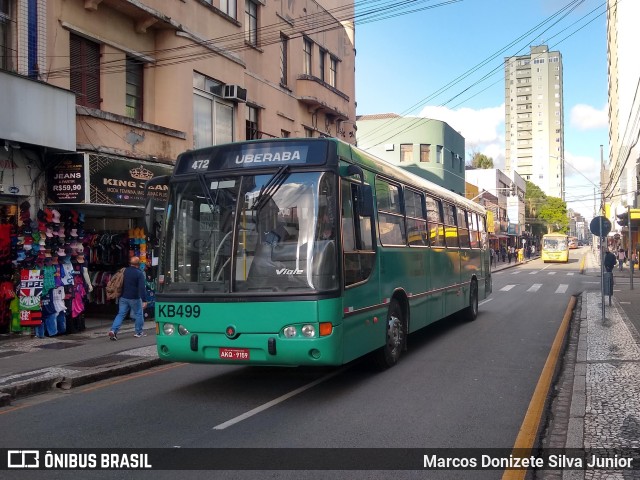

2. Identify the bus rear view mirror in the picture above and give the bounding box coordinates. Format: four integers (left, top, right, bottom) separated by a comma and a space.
357, 184, 373, 217
342, 165, 373, 217
144, 175, 169, 234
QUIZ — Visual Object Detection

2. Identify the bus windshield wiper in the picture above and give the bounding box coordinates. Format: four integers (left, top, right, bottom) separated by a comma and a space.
197, 172, 218, 214
252, 165, 290, 211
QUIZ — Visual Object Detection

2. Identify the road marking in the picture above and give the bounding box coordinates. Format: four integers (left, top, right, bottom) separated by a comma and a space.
479, 298, 493, 306
502, 296, 576, 480
527, 284, 542, 292
566, 272, 574, 276
500, 285, 517, 291
213, 367, 346, 430
547, 272, 556, 275
529, 271, 538, 275
555, 284, 568, 294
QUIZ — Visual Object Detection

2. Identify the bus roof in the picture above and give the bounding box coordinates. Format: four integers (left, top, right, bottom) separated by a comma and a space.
173, 137, 485, 216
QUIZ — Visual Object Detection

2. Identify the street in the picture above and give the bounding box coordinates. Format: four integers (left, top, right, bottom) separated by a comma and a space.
1, 250, 592, 480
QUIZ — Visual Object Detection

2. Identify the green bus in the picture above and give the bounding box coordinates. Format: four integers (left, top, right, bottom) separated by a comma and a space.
146, 138, 491, 368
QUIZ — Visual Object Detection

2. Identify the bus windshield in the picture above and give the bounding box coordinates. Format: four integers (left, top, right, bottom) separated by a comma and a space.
159, 171, 338, 294
543, 237, 567, 251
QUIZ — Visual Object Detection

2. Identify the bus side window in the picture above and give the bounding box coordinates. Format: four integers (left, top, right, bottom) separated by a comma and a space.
458, 207, 470, 248
443, 202, 459, 248
375, 178, 406, 246
426, 196, 445, 247
341, 179, 374, 286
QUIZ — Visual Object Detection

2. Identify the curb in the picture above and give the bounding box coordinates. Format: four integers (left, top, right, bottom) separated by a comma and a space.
0, 356, 166, 407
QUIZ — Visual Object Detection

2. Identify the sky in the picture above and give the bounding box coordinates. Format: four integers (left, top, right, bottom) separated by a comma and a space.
354, 0, 609, 221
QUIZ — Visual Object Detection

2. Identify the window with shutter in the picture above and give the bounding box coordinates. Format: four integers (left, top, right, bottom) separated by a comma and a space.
70, 33, 100, 108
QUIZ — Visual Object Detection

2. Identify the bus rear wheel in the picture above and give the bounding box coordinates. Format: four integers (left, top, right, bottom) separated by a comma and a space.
374, 299, 405, 369
465, 279, 479, 321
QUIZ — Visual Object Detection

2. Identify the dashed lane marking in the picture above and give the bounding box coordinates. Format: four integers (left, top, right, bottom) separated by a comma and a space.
527, 284, 542, 292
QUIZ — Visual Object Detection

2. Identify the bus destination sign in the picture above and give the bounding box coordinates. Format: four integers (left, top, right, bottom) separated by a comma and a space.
175, 141, 327, 175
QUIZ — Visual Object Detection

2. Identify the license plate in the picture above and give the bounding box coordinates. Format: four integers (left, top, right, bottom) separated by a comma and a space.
219, 348, 250, 360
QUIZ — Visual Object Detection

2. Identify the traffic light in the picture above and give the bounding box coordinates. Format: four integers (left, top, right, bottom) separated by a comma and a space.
510, 183, 516, 196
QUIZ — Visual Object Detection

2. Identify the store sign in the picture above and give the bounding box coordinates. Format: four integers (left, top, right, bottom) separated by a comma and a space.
89, 155, 172, 206
46, 153, 88, 203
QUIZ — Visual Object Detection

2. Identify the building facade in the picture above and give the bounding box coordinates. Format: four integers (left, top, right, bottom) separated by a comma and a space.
356, 114, 466, 195
606, 0, 640, 252
465, 168, 525, 245
504, 45, 565, 200
0, 0, 356, 333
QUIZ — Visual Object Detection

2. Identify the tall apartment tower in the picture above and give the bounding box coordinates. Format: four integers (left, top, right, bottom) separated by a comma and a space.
504, 45, 565, 200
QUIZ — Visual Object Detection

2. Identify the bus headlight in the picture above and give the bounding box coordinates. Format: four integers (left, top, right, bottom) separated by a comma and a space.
301, 324, 316, 338
178, 325, 190, 336
163, 323, 175, 335
283, 326, 297, 338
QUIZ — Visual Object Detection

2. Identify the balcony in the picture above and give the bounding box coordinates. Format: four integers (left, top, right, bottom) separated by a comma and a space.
75, 106, 186, 162
296, 75, 350, 120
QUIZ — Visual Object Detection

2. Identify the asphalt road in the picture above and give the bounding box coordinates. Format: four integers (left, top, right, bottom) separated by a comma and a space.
1, 250, 591, 480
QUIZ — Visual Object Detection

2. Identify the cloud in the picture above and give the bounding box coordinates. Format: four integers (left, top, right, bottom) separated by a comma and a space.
570, 104, 607, 130
417, 104, 505, 167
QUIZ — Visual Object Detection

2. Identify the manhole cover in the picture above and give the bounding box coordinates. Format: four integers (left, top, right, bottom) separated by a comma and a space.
0, 350, 23, 359
66, 354, 132, 368
36, 342, 81, 350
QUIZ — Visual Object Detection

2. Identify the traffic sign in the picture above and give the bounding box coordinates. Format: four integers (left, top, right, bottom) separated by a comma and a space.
589, 216, 611, 237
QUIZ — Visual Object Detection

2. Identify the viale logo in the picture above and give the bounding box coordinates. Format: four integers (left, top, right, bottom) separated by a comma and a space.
276, 268, 303, 275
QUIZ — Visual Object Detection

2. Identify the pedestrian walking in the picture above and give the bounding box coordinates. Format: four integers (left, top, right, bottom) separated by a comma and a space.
618, 248, 626, 271
490, 248, 495, 268
631, 252, 638, 275
500, 245, 506, 263
108, 256, 148, 340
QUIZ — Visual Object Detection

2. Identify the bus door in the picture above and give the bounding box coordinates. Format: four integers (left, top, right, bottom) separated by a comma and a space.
340, 178, 379, 363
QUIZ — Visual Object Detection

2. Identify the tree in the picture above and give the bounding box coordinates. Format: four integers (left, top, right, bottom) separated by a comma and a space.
469, 152, 494, 169
538, 196, 569, 233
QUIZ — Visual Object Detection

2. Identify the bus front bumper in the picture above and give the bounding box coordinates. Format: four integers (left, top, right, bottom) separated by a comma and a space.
156, 325, 344, 366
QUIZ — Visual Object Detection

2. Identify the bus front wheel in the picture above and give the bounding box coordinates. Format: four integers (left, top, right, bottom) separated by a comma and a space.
465, 279, 479, 321
374, 299, 405, 369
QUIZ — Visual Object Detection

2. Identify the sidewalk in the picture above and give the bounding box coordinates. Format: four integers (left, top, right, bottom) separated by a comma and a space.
0, 314, 162, 406
539, 248, 640, 480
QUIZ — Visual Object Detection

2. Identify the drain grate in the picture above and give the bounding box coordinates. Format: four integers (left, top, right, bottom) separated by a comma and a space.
36, 342, 81, 350
0, 350, 24, 359
66, 354, 132, 368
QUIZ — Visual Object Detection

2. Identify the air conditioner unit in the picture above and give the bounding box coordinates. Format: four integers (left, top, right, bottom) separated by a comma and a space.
223, 85, 247, 103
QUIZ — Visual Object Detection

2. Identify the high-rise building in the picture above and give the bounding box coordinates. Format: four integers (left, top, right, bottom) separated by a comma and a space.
606, 0, 640, 228
504, 45, 565, 200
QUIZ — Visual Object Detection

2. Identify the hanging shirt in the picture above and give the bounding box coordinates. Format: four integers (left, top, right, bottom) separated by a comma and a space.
52, 286, 67, 314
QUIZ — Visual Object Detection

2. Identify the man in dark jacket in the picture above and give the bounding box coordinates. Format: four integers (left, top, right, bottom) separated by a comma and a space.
604, 249, 617, 273
108, 256, 148, 340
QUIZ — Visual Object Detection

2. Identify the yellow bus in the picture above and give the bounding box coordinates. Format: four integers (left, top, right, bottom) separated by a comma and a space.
541, 233, 569, 263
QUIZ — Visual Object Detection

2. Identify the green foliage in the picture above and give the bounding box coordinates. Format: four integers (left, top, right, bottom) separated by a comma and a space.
538, 196, 569, 233
524, 181, 568, 236
470, 152, 494, 169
